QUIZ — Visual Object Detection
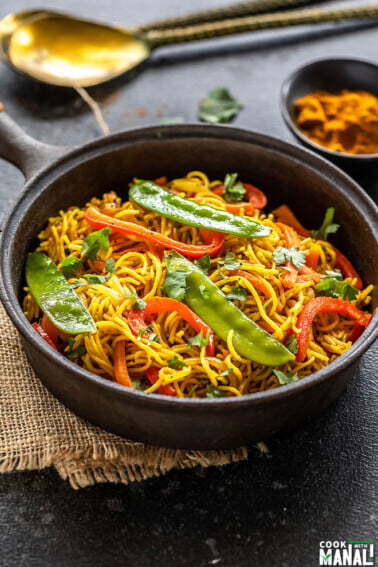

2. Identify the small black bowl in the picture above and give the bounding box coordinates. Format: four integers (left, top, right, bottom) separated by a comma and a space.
280, 57, 378, 165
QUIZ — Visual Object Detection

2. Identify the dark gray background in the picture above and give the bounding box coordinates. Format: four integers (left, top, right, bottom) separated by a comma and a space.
0, 1, 377, 566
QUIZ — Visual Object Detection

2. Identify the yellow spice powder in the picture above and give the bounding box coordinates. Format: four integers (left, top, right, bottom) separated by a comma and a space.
294, 89, 378, 155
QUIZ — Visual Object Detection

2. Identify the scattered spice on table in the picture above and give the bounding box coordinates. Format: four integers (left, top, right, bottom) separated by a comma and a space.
294, 89, 378, 155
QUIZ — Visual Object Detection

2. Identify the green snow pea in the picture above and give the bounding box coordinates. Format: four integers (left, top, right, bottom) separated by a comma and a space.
25, 253, 96, 334
129, 180, 271, 238
164, 251, 294, 366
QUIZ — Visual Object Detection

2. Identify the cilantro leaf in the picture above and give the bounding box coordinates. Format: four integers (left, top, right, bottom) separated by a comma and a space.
105, 258, 116, 274
217, 252, 241, 277
167, 356, 186, 370
285, 335, 299, 355
273, 246, 306, 269
126, 291, 138, 300
273, 370, 299, 385
324, 269, 343, 280
194, 253, 211, 274
314, 278, 359, 301
220, 368, 231, 377
223, 252, 241, 271
188, 330, 210, 348
81, 227, 111, 261
138, 328, 147, 339
226, 285, 247, 302
221, 173, 247, 203
132, 379, 144, 391
60, 256, 83, 278
138, 326, 159, 345
206, 384, 226, 398
199, 87, 243, 124
310, 208, 340, 241
147, 333, 160, 346
161, 270, 187, 301
67, 337, 86, 359
132, 299, 147, 311
70, 272, 111, 288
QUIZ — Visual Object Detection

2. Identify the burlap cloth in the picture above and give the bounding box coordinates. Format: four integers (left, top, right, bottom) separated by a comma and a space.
0, 302, 247, 489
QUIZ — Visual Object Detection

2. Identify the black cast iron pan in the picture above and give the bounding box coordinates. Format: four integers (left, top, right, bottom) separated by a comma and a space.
0, 109, 377, 449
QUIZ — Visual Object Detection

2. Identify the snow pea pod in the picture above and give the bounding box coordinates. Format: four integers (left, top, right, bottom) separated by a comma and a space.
129, 181, 271, 239
26, 253, 96, 334
165, 251, 294, 366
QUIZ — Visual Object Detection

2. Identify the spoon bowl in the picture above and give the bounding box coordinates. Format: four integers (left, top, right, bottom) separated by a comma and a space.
0, 11, 150, 87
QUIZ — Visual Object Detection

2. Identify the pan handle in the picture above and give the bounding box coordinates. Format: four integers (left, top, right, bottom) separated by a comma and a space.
0, 103, 68, 181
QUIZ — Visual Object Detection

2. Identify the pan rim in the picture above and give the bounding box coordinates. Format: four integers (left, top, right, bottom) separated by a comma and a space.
1, 123, 377, 408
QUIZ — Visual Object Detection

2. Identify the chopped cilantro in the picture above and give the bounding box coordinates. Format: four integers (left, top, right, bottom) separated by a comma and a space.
273, 370, 299, 385
147, 333, 160, 346
194, 253, 211, 274
285, 335, 299, 355
217, 252, 241, 277
314, 278, 358, 301
206, 384, 226, 398
188, 330, 210, 348
132, 379, 144, 391
324, 268, 343, 280
126, 291, 138, 300
273, 246, 306, 269
226, 285, 247, 302
167, 356, 186, 370
81, 227, 111, 261
60, 256, 82, 278
132, 299, 147, 311
199, 87, 243, 124
310, 207, 339, 241
161, 270, 187, 301
224, 252, 241, 270
138, 326, 159, 344
69, 273, 111, 288
67, 337, 86, 359
105, 258, 116, 274
222, 173, 246, 203
220, 368, 231, 377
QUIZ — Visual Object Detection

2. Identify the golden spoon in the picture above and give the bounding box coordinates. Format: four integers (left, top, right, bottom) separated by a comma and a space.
0, 4, 377, 88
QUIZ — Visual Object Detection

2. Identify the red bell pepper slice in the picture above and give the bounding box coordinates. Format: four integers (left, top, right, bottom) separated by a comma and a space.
272, 205, 310, 237
113, 340, 134, 388
32, 322, 58, 351
84, 207, 224, 259
333, 246, 363, 290
42, 313, 58, 346
128, 297, 215, 356
145, 366, 176, 396
213, 182, 267, 213
295, 297, 371, 361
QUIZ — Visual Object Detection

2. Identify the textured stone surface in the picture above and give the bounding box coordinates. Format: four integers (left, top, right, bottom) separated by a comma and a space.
0, 0, 376, 566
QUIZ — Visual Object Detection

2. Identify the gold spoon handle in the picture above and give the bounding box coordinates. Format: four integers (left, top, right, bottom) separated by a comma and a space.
136, 0, 323, 32
144, 3, 378, 48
